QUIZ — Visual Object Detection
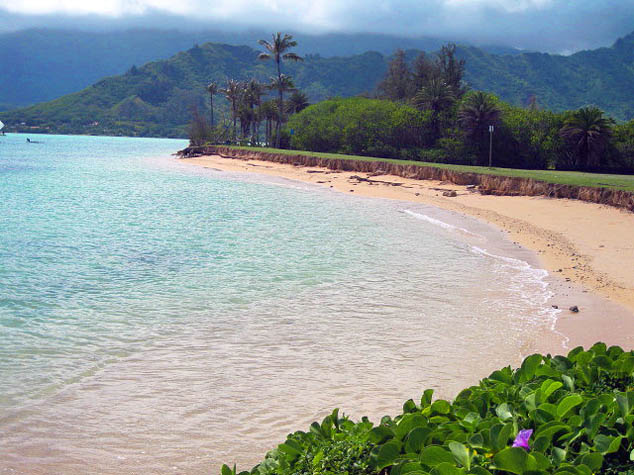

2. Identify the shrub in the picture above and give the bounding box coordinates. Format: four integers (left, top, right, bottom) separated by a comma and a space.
223, 343, 634, 474
286, 97, 432, 158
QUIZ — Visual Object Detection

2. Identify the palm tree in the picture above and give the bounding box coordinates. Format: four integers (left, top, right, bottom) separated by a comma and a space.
268, 75, 295, 145
286, 91, 309, 115
259, 100, 278, 147
206, 82, 218, 127
258, 33, 303, 147
221, 79, 243, 141
458, 92, 501, 165
413, 78, 455, 139
560, 107, 614, 170
245, 79, 266, 144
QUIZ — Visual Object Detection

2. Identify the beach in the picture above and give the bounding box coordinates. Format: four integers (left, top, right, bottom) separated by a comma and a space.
182, 153, 634, 351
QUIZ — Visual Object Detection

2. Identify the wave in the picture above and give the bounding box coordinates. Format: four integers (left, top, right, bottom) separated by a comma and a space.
403, 210, 481, 238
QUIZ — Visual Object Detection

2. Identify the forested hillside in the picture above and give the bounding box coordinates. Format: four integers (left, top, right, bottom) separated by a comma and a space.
459, 31, 634, 121
1, 31, 632, 137
0, 28, 454, 109
0, 43, 386, 137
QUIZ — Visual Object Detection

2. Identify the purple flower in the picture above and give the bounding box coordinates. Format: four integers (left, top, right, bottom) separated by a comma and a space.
512, 429, 533, 450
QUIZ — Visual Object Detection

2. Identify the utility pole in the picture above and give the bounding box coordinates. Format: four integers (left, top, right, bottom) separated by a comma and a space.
488, 125, 494, 168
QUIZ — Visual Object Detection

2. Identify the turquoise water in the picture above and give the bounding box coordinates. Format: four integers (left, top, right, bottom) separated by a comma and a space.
0, 134, 560, 473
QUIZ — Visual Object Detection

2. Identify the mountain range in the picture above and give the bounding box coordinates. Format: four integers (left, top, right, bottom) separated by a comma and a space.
1, 30, 632, 137
1, 28, 523, 111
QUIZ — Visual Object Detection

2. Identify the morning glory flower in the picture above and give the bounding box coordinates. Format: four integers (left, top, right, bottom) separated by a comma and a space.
512, 429, 533, 450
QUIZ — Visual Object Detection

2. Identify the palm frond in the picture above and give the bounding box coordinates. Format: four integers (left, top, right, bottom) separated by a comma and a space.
283, 53, 303, 62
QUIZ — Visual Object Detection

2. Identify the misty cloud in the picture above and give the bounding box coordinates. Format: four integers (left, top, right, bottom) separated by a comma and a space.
1, 0, 633, 52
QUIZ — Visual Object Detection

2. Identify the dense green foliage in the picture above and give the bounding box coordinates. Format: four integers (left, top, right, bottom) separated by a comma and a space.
284, 96, 632, 172
2, 31, 633, 137
223, 343, 634, 474
287, 98, 433, 159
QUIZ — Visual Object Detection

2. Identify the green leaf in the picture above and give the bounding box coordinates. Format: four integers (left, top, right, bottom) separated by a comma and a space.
406, 427, 433, 453
557, 394, 583, 419
220, 464, 234, 475
396, 414, 427, 440
578, 453, 603, 471
375, 440, 401, 470
312, 449, 323, 467
496, 403, 513, 421
520, 354, 543, 381
431, 462, 464, 475
420, 445, 454, 467
562, 374, 575, 392
277, 443, 302, 459
469, 468, 493, 475
421, 389, 434, 408
616, 392, 634, 417
404, 399, 419, 413
366, 425, 395, 444
552, 447, 566, 464
448, 441, 471, 470
493, 447, 537, 474
594, 434, 623, 454
540, 379, 563, 401
431, 400, 451, 415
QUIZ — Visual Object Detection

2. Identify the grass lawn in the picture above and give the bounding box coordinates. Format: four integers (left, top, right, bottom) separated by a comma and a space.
229, 146, 634, 192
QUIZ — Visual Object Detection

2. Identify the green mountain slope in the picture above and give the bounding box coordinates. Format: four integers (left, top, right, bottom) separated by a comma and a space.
1, 32, 633, 137
458, 31, 634, 120
0, 28, 455, 110
0, 43, 386, 137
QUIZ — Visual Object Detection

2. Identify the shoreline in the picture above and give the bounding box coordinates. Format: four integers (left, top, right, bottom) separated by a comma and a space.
180, 153, 634, 350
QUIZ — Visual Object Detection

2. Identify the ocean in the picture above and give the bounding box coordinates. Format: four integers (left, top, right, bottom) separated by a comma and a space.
0, 134, 562, 473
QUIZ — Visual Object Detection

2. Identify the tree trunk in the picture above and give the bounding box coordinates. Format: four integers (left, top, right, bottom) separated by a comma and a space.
210, 94, 214, 127
276, 59, 283, 149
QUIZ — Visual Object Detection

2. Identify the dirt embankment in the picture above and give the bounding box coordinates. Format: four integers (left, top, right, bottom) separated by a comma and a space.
178, 146, 634, 212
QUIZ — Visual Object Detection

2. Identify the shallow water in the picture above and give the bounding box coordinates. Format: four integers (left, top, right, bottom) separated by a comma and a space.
0, 134, 562, 473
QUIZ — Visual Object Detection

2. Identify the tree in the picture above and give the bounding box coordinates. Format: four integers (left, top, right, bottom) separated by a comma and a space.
268, 74, 296, 146
413, 78, 455, 140
560, 106, 614, 170
286, 91, 309, 114
436, 44, 466, 98
378, 49, 411, 101
258, 32, 303, 148
411, 52, 438, 92
259, 100, 278, 147
222, 79, 243, 141
244, 79, 266, 144
206, 82, 218, 127
458, 92, 501, 165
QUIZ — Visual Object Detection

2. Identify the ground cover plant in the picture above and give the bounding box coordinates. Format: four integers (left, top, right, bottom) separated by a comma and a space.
222, 343, 634, 474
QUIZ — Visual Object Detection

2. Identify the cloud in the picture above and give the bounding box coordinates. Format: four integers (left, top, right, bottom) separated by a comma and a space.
0, 0, 632, 52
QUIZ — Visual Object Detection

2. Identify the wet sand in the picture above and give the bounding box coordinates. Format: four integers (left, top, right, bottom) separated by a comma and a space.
182, 154, 634, 351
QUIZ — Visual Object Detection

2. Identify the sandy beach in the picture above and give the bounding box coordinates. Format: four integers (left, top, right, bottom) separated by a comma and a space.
182, 153, 634, 351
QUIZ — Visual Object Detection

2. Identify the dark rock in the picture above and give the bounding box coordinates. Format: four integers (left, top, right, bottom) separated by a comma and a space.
442, 190, 458, 197
552, 305, 559, 309
569, 305, 579, 313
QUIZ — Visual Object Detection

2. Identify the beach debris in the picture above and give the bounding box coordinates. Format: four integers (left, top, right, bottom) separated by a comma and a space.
569, 305, 579, 313
552, 305, 559, 309
466, 184, 477, 190
442, 190, 458, 197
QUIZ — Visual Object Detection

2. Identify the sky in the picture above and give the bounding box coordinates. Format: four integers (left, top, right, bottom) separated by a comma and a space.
1, 0, 633, 53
